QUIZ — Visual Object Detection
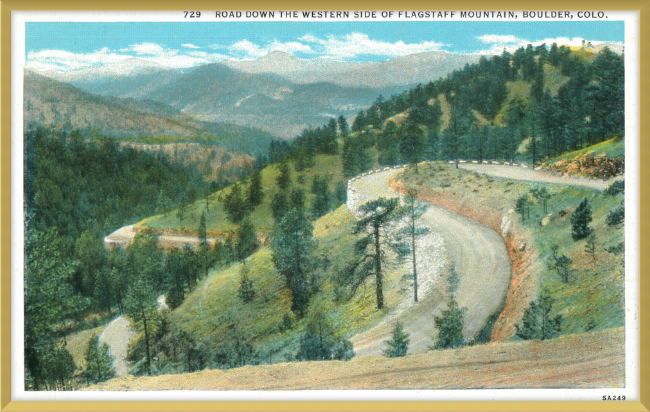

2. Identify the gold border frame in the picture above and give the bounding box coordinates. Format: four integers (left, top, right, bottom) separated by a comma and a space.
1, 1, 648, 411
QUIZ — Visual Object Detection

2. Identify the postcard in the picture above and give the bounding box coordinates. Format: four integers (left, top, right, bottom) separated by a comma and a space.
7, 6, 642, 406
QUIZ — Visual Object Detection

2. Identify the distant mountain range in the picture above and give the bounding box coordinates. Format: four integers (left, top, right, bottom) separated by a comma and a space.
23, 71, 274, 156
224, 50, 481, 88
28, 51, 481, 139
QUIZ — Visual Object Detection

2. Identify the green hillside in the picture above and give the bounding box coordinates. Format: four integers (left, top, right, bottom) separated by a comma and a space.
140, 154, 347, 235
545, 136, 624, 163
130, 206, 409, 374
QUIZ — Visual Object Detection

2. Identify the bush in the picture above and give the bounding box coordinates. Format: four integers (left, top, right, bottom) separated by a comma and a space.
332, 339, 355, 361
296, 331, 332, 361
604, 179, 624, 196
607, 241, 625, 254
296, 314, 354, 361
384, 322, 410, 357
606, 204, 624, 226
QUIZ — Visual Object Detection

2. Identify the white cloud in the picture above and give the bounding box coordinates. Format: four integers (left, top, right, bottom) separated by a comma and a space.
299, 33, 446, 59
26, 48, 132, 72
26, 42, 231, 72
214, 39, 313, 60
120, 42, 168, 56
477, 34, 522, 45
26, 33, 454, 73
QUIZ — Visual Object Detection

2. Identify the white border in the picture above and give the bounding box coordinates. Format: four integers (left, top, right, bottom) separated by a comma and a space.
10, 10, 641, 402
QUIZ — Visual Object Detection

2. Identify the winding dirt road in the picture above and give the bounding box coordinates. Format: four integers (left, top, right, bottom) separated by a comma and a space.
347, 168, 511, 357
458, 163, 616, 190
104, 224, 221, 250
98, 316, 137, 375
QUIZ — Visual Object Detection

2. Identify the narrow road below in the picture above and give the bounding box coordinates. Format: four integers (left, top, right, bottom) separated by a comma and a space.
458, 163, 616, 190
98, 315, 137, 376
347, 168, 511, 357
104, 224, 221, 250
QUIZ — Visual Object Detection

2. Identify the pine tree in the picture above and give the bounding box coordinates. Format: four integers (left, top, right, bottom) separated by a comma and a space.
310, 175, 331, 219
222, 184, 248, 223
272, 209, 316, 315
246, 170, 264, 209
236, 219, 259, 261
271, 192, 289, 225
198, 211, 207, 247
571, 198, 593, 240
290, 188, 306, 210
515, 195, 530, 223
434, 295, 465, 349
25, 229, 82, 390
237, 264, 256, 303
384, 322, 410, 357
548, 245, 572, 283
515, 291, 562, 340
82, 334, 115, 385
338, 115, 349, 138
341, 198, 404, 310
276, 162, 292, 191
530, 187, 551, 214
585, 234, 597, 261
123, 278, 157, 376
397, 190, 429, 303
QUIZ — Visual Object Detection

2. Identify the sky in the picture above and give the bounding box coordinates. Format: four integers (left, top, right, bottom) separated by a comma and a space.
25, 21, 625, 72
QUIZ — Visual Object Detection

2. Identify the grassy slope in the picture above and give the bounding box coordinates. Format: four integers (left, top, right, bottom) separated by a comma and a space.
397, 161, 624, 337
495, 63, 570, 125
65, 326, 105, 375
171, 206, 409, 362
140, 154, 346, 234
544, 136, 625, 163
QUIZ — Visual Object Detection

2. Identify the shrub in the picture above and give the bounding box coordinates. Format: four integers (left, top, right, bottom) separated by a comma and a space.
604, 179, 624, 196
332, 339, 355, 361
606, 204, 624, 226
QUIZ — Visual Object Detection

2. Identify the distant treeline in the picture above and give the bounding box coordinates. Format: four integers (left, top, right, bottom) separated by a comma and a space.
278, 44, 623, 172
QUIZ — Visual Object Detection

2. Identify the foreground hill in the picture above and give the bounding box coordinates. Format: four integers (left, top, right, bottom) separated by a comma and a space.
88, 327, 623, 390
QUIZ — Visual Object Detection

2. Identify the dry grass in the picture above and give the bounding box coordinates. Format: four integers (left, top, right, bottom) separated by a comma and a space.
87, 327, 623, 390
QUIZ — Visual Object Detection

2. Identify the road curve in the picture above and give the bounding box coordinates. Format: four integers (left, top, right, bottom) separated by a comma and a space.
347, 168, 511, 357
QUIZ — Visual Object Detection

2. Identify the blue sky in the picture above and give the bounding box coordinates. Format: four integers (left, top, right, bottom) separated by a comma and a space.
25, 21, 624, 72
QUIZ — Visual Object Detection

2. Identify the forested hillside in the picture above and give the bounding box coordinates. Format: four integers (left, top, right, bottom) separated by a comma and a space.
23, 127, 210, 390
284, 44, 623, 171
